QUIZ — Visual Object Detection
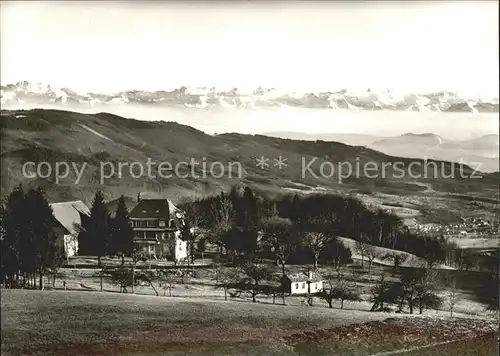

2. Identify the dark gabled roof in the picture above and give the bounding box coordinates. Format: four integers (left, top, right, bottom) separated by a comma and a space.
129, 199, 180, 219
284, 271, 323, 283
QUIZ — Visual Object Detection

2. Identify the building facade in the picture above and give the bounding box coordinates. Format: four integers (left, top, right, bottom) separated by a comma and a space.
50, 200, 91, 258
282, 271, 324, 295
129, 194, 188, 263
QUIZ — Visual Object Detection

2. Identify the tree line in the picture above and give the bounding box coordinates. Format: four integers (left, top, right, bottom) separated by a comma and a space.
0, 186, 136, 288
77, 191, 135, 266
1, 184, 497, 312
1, 185, 62, 289
180, 186, 455, 269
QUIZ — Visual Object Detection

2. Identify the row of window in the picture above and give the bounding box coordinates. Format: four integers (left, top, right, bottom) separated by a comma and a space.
135, 231, 169, 240
133, 219, 176, 228
295, 282, 318, 290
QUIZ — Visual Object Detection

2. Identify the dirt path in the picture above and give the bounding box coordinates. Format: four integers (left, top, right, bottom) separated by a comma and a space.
406, 181, 435, 194
369, 338, 467, 355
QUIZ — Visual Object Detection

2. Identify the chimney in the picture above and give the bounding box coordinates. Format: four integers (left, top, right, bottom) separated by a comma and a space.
137, 192, 141, 202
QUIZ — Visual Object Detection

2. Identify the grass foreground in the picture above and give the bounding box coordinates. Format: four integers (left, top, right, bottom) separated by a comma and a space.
1, 289, 498, 356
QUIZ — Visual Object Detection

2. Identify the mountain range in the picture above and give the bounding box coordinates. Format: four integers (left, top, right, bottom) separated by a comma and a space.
1, 108, 498, 224
1, 81, 498, 113
264, 132, 500, 173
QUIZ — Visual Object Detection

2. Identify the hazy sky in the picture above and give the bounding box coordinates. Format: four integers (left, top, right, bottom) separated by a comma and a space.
1, 1, 498, 96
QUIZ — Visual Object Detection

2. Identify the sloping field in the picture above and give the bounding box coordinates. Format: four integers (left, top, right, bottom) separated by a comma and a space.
337, 236, 455, 270
1, 290, 497, 356
0, 289, 392, 356
2, 109, 498, 222
447, 238, 500, 250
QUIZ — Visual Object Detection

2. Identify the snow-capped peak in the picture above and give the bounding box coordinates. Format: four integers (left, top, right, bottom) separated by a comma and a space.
0, 81, 498, 113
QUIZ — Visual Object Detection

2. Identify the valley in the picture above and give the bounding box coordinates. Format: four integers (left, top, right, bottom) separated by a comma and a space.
1, 108, 498, 225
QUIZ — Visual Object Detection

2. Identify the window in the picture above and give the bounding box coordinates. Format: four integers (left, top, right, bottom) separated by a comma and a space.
135, 220, 147, 228
314, 283, 317, 289
302, 283, 305, 289
146, 220, 157, 228
295, 283, 299, 289
159, 220, 166, 227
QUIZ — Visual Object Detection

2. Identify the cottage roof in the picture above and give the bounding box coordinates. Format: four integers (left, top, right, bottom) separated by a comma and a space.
285, 271, 323, 283
50, 200, 90, 235
129, 198, 180, 219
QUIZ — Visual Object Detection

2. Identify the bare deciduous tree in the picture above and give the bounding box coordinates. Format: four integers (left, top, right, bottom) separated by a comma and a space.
157, 268, 177, 297
355, 240, 369, 268
445, 276, 460, 318
319, 271, 361, 309
261, 217, 300, 274
365, 245, 378, 274
415, 269, 443, 314
240, 261, 272, 303
214, 264, 241, 301
369, 273, 393, 312
382, 253, 408, 270
136, 270, 160, 296
176, 258, 193, 284
100, 266, 131, 293
305, 231, 333, 269
130, 248, 148, 294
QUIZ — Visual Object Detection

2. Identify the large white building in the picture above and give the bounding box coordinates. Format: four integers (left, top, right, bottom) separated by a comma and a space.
129, 193, 188, 263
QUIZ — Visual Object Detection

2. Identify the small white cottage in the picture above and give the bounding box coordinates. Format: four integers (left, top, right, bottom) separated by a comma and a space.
282, 271, 324, 295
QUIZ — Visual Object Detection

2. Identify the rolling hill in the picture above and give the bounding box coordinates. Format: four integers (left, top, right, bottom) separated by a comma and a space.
369, 133, 500, 173
264, 132, 500, 173
263, 131, 384, 147
1, 109, 498, 222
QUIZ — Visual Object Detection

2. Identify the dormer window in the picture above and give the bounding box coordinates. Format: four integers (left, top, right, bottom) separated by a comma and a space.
159, 220, 166, 227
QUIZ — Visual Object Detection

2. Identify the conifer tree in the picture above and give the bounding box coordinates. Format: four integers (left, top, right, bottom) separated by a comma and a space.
24, 188, 61, 290
1, 185, 24, 286
1, 186, 62, 289
87, 191, 111, 266
240, 187, 259, 254
16, 188, 38, 287
110, 195, 134, 264
0, 203, 5, 283
288, 194, 301, 224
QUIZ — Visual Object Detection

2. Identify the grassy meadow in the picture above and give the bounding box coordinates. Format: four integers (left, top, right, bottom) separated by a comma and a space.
1, 289, 498, 356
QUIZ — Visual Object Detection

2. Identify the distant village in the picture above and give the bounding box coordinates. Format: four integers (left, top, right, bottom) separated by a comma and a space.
370, 205, 497, 239
407, 217, 498, 238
